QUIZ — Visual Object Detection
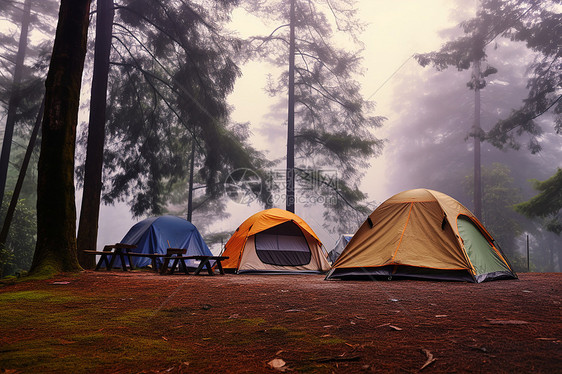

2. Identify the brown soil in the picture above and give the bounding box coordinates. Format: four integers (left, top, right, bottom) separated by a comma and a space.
0, 272, 560, 373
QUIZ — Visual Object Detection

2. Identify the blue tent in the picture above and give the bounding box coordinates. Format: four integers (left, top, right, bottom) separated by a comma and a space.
118, 215, 212, 268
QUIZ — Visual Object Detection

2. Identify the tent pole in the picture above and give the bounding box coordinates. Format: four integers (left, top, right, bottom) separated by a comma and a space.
527, 234, 530, 272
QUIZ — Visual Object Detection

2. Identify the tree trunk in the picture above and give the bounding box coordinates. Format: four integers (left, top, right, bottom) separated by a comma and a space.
0, 0, 32, 215
285, 0, 296, 213
30, 0, 92, 276
0, 97, 44, 248
77, 0, 114, 269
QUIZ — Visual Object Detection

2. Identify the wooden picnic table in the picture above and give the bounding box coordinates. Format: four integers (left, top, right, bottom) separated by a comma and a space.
159, 248, 228, 276
83, 245, 228, 275
83, 243, 139, 271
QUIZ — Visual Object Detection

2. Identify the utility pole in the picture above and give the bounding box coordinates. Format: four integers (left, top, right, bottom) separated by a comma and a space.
472, 58, 482, 219
286, 0, 296, 213
187, 140, 195, 222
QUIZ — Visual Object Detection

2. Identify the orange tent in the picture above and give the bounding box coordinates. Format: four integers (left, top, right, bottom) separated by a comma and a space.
222, 208, 330, 273
326, 189, 517, 282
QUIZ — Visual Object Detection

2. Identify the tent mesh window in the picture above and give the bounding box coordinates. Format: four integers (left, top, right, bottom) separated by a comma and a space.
254, 222, 312, 266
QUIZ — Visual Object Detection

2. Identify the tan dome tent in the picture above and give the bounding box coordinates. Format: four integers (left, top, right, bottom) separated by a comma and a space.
222, 208, 330, 273
326, 189, 517, 282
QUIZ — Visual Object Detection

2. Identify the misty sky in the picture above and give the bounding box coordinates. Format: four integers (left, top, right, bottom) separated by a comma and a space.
95, 0, 483, 251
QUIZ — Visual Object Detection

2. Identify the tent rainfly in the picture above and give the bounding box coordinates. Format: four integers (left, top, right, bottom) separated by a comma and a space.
326, 189, 517, 283
118, 215, 212, 268
327, 234, 353, 263
221, 208, 330, 273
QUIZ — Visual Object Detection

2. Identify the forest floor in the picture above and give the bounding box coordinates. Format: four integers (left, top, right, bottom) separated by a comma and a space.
0, 271, 560, 373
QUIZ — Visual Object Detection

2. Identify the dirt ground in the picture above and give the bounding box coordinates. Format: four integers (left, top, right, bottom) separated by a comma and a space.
0, 271, 560, 373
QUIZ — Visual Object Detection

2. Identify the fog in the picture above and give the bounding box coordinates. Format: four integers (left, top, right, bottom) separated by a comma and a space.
95, 0, 561, 268
91, 1, 465, 250
1, 0, 560, 271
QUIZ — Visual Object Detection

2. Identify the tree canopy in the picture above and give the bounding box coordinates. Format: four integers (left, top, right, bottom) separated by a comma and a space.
241, 0, 384, 231
76, 0, 272, 219
515, 168, 562, 235
415, 0, 561, 153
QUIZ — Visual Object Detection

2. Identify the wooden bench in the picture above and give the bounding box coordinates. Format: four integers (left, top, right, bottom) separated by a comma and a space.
159, 248, 228, 275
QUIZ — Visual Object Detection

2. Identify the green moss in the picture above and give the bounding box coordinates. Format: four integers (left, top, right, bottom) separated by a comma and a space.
0, 333, 196, 373
25, 264, 59, 280
0, 290, 92, 305
115, 308, 156, 325
287, 330, 308, 339
0, 291, 107, 334
0, 290, 53, 302
0, 338, 58, 368
318, 337, 346, 345
68, 333, 107, 344
241, 317, 267, 326
270, 325, 289, 333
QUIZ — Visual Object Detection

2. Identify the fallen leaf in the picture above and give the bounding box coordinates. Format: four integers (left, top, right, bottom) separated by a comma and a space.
284, 309, 304, 313
162, 336, 168, 341
323, 325, 334, 328
389, 298, 399, 302
355, 315, 366, 320
275, 350, 284, 355
488, 319, 529, 325
420, 348, 437, 371
201, 304, 212, 310
321, 334, 331, 338
389, 325, 402, 331
376, 323, 390, 328
470, 345, 488, 352
435, 315, 448, 318
52, 281, 70, 285
267, 358, 287, 371
536, 338, 558, 341
229, 314, 240, 319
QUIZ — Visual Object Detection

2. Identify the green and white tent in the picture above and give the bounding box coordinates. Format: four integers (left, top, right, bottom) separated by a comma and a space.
326, 189, 517, 282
